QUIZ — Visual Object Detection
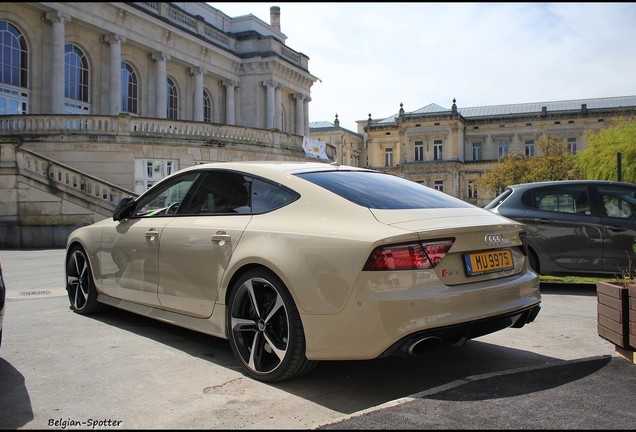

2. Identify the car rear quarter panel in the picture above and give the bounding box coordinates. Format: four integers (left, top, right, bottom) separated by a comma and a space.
222, 198, 416, 315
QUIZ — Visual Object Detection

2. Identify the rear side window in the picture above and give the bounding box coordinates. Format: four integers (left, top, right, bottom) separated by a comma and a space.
251, 178, 299, 213
296, 171, 473, 209
597, 185, 636, 218
484, 188, 513, 210
528, 185, 590, 215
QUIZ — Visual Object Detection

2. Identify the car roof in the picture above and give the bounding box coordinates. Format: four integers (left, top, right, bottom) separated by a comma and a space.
177, 161, 372, 177
508, 180, 635, 189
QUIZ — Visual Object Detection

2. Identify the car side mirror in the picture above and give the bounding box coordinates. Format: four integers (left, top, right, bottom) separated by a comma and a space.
113, 197, 136, 221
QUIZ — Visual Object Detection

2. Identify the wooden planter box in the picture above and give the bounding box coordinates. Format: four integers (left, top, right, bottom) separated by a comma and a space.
597, 281, 631, 349
630, 286, 636, 350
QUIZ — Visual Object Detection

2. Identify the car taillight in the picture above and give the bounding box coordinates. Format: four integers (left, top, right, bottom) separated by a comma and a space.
363, 239, 454, 271
518, 231, 529, 256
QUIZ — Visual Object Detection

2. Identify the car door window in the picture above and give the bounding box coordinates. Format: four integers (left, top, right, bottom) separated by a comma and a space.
530, 185, 591, 215
177, 171, 252, 215
134, 172, 200, 217
597, 185, 636, 219
524, 184, 601, 272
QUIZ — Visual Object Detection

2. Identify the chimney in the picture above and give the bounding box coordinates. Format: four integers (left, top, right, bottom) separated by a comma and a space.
270, 6, 281, 32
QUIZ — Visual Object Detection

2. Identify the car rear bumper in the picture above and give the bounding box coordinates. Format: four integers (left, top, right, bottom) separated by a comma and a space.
301, 269, 541, 360
380, 302, 541, 357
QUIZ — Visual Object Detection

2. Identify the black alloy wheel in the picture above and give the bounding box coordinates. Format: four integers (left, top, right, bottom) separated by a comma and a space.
227, 268, 316, 382
66, 246, 103, 315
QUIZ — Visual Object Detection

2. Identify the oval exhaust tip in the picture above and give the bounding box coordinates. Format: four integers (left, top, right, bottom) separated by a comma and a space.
407, 336, 442, 356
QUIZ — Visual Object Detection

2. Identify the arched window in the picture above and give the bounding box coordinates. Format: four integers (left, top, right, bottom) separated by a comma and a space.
0, 20, 28, 114
120, 61, 138, 114
203, 89, 212, 122
64, 44, 90, 113
166, 77, 178, 119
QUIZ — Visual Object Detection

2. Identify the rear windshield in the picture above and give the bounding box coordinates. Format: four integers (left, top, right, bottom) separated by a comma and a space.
296, 171, 473, 210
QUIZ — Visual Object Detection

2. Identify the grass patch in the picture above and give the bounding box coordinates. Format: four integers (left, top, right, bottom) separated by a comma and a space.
540, 274, 616, 284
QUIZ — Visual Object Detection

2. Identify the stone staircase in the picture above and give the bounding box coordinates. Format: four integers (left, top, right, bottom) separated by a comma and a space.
1, 146, 137, 248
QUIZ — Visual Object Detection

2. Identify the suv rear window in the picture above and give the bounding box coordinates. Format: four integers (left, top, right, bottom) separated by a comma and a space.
296, 171, 473, 210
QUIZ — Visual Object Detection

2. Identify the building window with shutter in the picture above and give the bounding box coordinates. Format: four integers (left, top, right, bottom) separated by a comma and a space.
433, 140, 443, 160
472, 142, 482, 161
414, 141, 424, 161
385, 148, 393, 166
498, 140, 508, 158
525, 139, 535, 156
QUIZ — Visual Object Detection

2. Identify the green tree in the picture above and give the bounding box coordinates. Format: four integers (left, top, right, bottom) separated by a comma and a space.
477, 136, 578, 195
527, 136, 579, 181
575, 118, 636, 183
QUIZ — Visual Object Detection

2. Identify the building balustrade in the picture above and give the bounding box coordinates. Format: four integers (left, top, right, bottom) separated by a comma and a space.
0, 115, 306, 150
17, 148, 136, 210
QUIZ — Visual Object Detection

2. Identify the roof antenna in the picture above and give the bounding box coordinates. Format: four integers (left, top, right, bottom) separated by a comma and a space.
330, 157, 341, 167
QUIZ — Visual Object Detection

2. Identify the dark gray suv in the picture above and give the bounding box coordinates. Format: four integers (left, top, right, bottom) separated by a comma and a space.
485, 180, 636, 276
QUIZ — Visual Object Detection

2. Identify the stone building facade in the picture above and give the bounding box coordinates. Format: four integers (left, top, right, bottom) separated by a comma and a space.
359, 97, 636, 206
0, 2, 634, 247
0, 2, 325, 247
309, 115, 364, 167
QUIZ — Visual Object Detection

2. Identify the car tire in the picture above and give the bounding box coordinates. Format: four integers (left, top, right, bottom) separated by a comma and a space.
66, 246, 104, 315
227, 268, 316, 382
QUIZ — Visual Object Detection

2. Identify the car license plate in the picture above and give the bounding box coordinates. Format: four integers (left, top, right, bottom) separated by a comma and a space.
464, 249, 514, 276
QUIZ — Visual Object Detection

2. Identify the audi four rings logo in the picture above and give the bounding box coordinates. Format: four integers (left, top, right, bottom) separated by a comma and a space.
485, 233, 505, 246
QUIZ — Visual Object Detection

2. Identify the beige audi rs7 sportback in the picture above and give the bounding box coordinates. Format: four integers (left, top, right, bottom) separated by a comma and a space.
66, 161, 541, 382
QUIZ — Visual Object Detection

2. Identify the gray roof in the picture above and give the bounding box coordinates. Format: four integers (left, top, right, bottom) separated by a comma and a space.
412, 103, 448, 114
308, 121, 336, 129
458, 96, 636, 117
308, 120, 364, 139
374, 95, 636, 124
311, 96, 636, 130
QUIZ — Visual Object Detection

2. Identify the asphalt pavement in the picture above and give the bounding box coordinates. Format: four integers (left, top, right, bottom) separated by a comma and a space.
317, 355, 636, 429
1, 249, 636, 429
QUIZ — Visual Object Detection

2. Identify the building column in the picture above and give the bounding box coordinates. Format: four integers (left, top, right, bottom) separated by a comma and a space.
292, 93, 305, 136
221, 80, 238, 125
43, 11, 71, 114
261, 80, 276, 129
274, 83, 282, 130
189, 67, 205, 122
103, 34, 126, 115
303, 95, 311, 136
150, 52, 170, 118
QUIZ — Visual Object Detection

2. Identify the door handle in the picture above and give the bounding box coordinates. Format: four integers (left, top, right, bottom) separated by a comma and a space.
144, 229, 159, 241
605, 225, 627, 232
211, 231, 231, 245
528, 218, 551, 224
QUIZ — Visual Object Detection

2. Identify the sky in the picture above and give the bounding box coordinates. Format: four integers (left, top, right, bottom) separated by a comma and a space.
212, 2, 636, 132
